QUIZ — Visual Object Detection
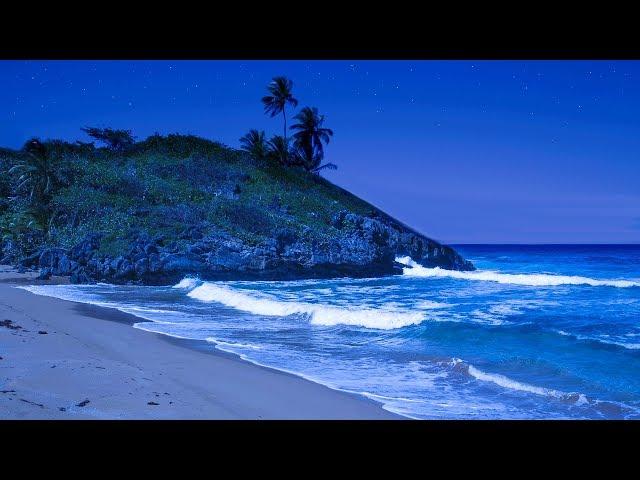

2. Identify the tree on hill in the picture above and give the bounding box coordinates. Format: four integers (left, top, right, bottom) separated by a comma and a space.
81, 127, 135, 152
9, 139, 56, 202
266, 135, 292, 166
290, 107, 335, 173
239, 130, 268, 163
262, 77, 298, 164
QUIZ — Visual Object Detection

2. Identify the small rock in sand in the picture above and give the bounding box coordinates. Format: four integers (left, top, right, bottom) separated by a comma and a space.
38, 331, 48, 335
76, 399, 90, 407
1, 319, 22, 330
147, 401, 159, 406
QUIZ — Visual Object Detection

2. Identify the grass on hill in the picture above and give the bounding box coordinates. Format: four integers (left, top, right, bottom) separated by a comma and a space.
0, 134, 380, 260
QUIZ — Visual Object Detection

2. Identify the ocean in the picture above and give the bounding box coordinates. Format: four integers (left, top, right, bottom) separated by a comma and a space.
21, 245, 640, 419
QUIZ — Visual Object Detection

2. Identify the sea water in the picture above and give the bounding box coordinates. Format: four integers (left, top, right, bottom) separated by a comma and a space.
21, 245, 640, 419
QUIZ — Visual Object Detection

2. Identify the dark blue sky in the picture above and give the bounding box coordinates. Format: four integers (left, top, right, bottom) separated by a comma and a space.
1, 60, 638, 243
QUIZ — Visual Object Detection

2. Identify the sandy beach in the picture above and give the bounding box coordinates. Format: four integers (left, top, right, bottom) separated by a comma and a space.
0, 266, 399, 419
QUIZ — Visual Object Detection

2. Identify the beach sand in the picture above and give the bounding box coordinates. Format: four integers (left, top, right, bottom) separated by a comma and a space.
0, 266, 400, 419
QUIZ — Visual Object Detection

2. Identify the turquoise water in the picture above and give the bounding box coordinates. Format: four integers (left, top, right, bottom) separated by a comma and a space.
23, 245, 640, 419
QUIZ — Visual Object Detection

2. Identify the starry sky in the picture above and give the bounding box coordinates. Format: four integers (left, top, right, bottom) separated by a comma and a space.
1, 60, 639, 244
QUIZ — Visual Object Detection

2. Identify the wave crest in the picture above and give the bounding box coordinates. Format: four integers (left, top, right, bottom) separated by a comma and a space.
396, 256, 640, 288
187, 283, 426, 330
451, 358, 587, 403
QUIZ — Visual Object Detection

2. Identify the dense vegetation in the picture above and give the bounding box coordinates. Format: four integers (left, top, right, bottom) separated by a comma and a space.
0, 132, 374, 265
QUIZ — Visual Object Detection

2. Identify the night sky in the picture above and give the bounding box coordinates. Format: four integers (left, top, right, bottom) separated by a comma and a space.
1, 60, 638, 244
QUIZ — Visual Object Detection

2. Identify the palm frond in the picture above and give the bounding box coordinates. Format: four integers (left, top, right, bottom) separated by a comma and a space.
312, 162, 338, 173
262, 76, 298, 119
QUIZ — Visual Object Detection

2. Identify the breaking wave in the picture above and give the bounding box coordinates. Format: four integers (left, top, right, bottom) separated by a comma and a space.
451, 358, 588, 403
187, 282, 426, 330
553, 329, 640, 350
396, 256, 640, 288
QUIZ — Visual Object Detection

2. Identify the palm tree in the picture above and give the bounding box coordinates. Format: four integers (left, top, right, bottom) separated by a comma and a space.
290, 107, 334, 172
266, 135, 291, 166
9, 139, 56, 201
262, 77, 298, 162
239, 130, 268, 162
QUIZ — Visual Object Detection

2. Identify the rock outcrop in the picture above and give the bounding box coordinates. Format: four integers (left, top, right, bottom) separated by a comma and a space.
23, 211, 473, 285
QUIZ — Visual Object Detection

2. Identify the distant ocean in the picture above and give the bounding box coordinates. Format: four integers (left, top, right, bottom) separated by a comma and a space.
22, 245, 640, 419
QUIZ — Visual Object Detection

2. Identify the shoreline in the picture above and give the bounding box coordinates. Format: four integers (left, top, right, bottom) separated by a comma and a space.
0, 267, 401, 419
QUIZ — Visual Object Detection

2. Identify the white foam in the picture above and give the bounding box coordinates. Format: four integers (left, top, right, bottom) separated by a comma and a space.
452, 358, 585, 402
187, 283, 426, 330
468, 364, 563, 397
552, 329, 640, 350
396, 256, 640, 288
205, 338, 262, 350
172, 277, 199, 290
596, 339, 640, 350
415, 300, 451, 310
